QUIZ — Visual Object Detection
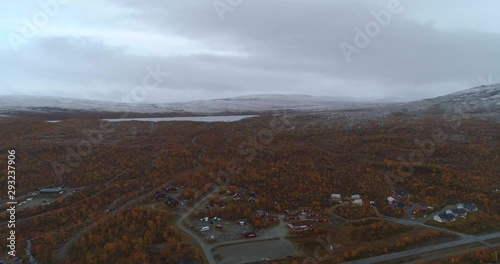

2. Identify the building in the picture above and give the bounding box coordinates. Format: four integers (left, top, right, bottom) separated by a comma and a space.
164, 184, 179, 192
256, 210, 270, 216
164, 196, 179, 207
306, 212, 320, 218
387, 196, 397, 205
284, 215, 300, 221
433, 213, 455, 223
447, 208, 467, 217
330, 194, 341, 200
39, 187, 63, 196
351, 194, 361, 200
287, 221, 313, 232
352, 199, 364, 206
393, 190, 407, 198
457, 203, 478, 213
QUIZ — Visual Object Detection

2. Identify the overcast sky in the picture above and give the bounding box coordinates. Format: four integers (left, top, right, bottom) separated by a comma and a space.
0, 0, 499, 103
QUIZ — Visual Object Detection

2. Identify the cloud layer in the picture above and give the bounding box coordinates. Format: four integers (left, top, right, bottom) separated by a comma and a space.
1, 0, 499, 102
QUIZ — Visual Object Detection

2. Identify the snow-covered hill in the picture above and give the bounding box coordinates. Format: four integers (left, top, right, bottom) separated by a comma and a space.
0, 94, 396, 115
404, 83, 500, 114
0, 83, 498, 115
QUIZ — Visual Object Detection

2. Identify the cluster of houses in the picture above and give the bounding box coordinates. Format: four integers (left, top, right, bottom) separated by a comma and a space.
330, 193, 364, 206
224, 186, 258, 203
387, 190, 410, 209
433, 203, 478, 223
284, 208, 328, 232
154, 184, 181, 207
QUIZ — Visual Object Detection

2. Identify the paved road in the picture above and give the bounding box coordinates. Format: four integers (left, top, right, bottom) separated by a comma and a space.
343, 231, 500, 264
174, 191, 219, 264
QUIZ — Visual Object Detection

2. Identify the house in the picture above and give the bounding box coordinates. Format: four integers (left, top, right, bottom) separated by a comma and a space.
393, 190, 407, 197
287, 221, 313, 232
39, 188, 63, 196
330, 194, 341, 200
232, 193, 242, 201
433, 213, 455, 223
395, 202, 405, 208
248, 197, 257, 203
256, 210, 270, 216
164, 184, 179, 192
351, 194, 361, 200
457, 203, 478, 213
300, 207, 313, 213
284, 215, 300, 221
369, 201, 376, 206
240, 231, 257, 238
306, 212, 320, 218
387, 196, 397, 205
236, 219, 247, 225
352, 199, 364, 206
164, 196, 179, 207
267, 217, 278, 222
447, 208, 467, 217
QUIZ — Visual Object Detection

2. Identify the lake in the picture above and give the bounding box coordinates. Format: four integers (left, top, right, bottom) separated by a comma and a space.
47, 115, 257, 123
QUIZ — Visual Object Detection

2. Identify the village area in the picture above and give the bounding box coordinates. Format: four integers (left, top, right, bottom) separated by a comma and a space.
148, 183, 498, 264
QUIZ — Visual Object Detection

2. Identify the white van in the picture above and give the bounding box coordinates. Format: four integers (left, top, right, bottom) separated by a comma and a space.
200, 226, 210, 232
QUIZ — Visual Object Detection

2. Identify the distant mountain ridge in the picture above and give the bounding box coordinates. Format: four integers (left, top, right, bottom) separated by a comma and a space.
0, 83, 499, 115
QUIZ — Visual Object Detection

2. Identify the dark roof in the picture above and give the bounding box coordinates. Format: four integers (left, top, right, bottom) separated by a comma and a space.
439, 213, 455, 221
451, 208, 467, 215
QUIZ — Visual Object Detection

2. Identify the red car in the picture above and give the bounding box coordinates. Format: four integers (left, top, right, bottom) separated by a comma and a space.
240, 231, 257, 238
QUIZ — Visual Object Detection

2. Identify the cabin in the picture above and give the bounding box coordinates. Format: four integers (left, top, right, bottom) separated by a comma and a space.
352, 199, 364, 206
392, 190, 407, 197
284, 215, 300, 221
306, 212, 320, 218
164, 196, 179, 207
447, 208, 467, 217
433, 213, 455, 223
164, 184, 179, 192
287, 221, 313, 232
39, 188, 63, 197
351, 194, 361, 200
457, 203, 478, 213
330, 194, 341, 201
256, 210, 270, 216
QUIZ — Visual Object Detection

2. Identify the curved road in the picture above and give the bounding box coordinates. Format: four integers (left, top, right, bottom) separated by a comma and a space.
343, 231, 500, 264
